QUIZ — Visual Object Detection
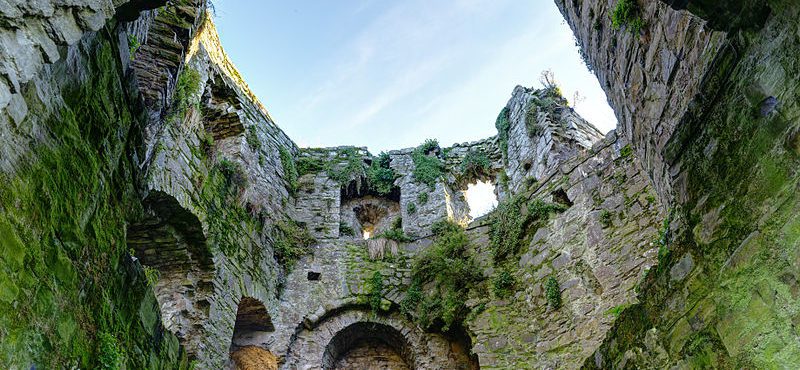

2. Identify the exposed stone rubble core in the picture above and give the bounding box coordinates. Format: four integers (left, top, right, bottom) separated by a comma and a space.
3, 0, 799, 369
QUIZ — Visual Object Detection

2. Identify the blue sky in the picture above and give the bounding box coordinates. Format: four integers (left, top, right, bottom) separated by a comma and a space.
212, 0, 616, 153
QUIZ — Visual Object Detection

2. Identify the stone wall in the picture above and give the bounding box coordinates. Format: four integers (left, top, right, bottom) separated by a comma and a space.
0, 9, 192, 369
555, 0, 727, 203
464, 131, 664, 369
558, 0, 800, 368
502, 85, 604, 195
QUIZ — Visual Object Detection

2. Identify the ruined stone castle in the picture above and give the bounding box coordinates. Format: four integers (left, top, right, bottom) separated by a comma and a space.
0, 0, 798, 369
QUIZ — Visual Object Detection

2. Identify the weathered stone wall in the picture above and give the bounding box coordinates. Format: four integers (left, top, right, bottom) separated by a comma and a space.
0, 0, 134, 122
502, 85, 604, 195
558, 0, 800, 368
0, 9, 193, 368
464, 131, 664, 369
555, 0, 727, 203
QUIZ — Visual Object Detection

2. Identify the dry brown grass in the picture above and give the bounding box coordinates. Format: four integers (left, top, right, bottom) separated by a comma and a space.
230, 346, 278, 370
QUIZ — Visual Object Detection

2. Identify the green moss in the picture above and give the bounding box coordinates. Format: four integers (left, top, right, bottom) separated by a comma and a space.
411, 139, 445, 189
605, 303, 631, 318
611, 0, 644, 34
417, 192, 428, 205
0, 36, 190, 369
407, 202, 417, 214
545, 276, 561, 309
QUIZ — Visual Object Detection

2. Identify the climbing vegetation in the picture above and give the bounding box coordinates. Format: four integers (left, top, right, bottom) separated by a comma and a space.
495, 107, 511, 163
545, 276, 562, 309
488, 196, 566, 264
279, 148, 299, 196
611, 0, 644, 35
366, 152, 397, 195
491, 267, 516, 299
367, 271, 385, 313
375, 217, 412, 242
411, 139, 445, 189
271, 219, 315, 267
96, 332, 123, 369
169, 66, 202, 121
403, 220, 484, 331
459, 150, 491, 181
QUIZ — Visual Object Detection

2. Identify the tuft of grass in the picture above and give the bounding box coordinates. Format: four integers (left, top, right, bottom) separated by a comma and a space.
611, 0, 644, 34
246, 126, 261, 151
375, 218, 412, 243
127, 34, 140, 60
143, 266, 159, 287
545, 276, 561, 309
417, 192, 428, 205
407, 202, 417, 214
216, 158, 248, 194
599, 209, 613, 228
339, 222, 355, 237
411, 139, 445, 189
169, 66, 202, 121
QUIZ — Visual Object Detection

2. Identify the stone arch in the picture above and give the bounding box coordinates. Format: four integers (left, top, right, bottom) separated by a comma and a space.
230, 296, 275, 351
126, 191, 214, 357
322, 321, 412, 369
283, 308, 474, 369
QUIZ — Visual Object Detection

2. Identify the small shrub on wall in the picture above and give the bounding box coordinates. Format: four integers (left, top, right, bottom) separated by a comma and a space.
545, 276, 561, 309
402, 220, 484, 331
411, 139, 445, 189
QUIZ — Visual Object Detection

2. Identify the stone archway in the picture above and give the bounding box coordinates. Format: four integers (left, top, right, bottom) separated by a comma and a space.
322, 321, 411, 370
283, 309, 474, 369
229, 296, 277, 370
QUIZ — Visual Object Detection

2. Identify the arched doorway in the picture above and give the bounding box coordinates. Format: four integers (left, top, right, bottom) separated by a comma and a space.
322, 321, 412, 370
229, 297, 277, 370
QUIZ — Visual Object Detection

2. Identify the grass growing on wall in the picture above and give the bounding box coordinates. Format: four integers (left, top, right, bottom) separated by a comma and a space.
271, 219, 316, 267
